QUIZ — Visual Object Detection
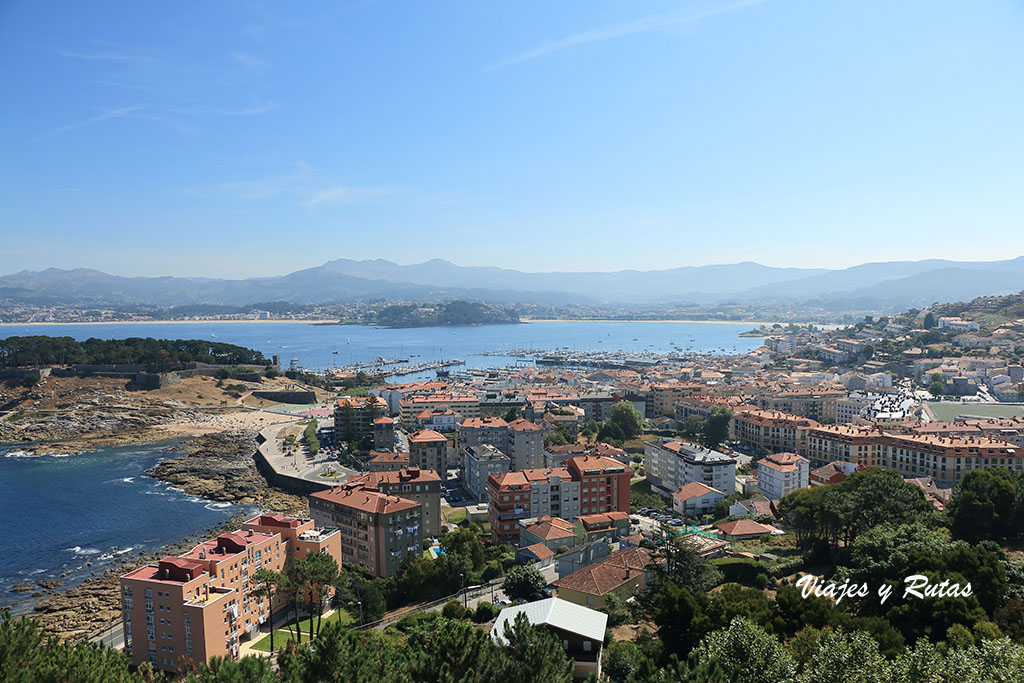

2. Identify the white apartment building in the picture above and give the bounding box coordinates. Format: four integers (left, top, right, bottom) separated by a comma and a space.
644, 440, 736, 497
756, 452, 809, 500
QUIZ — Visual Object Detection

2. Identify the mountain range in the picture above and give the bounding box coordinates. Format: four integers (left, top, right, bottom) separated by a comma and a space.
2, 256, 1023, 310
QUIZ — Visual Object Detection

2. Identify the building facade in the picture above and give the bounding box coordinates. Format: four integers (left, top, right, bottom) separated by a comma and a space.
309, 485, 421, 577
756, 452, 809, 500
644, 440, 736, 497
120, 514, 340, 672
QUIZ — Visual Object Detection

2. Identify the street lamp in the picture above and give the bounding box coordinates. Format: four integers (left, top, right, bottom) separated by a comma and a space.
460, 573, 466, 608
357, 600, 363, 626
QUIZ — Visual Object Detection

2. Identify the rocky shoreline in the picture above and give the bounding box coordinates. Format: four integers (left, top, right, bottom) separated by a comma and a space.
21, 512, 254, 641
4, 429, 309, 642
149, 429, 309, 514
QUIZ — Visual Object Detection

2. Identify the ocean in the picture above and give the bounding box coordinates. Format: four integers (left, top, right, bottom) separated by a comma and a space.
0, 319, 764, 374
0, 442, 252, 613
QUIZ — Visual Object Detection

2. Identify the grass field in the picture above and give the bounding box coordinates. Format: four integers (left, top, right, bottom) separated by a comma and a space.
442, 506, 467, 524
250, 608, 352, 652
927, 402, 1024, 421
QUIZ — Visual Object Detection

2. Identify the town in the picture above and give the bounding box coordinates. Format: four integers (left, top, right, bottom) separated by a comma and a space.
38, 290, 1017, 680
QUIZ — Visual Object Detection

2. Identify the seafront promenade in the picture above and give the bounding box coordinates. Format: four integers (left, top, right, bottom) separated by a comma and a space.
254, 419, 355, 494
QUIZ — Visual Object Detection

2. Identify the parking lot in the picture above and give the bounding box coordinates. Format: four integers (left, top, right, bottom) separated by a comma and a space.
631, 506, 690, 534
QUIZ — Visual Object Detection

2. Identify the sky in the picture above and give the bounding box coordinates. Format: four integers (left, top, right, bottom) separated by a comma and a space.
2, 0, 1023, 278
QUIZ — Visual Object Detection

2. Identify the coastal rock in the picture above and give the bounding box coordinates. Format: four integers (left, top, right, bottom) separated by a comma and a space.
149, 429, 308, 515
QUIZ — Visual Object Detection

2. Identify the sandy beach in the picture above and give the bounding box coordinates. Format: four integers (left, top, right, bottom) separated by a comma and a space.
155, 409, 299, 437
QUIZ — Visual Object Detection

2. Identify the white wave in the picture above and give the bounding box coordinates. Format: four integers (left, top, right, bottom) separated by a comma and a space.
47, 453, 75, 458
121, 477, 135, 483
114, 546, 134, 555
204, 502, 232, 510
3, 450, 38, 458
65, 546, 101, 556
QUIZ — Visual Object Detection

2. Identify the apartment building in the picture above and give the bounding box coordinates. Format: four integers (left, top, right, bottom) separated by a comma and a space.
458, 416, 544, 470
333, 395, 389, 439
309, 485, 422, 578
732, 408, 821, 454
367, 450, 410, 472
910, 418, 1024, 448
408, 429, 448, 473
545, 441, 629, 468
486, 455, 632, 545
651, 382, 704, 417
345, 467, 442, 539
756, 387, 844, 422
878, 433, 1021, 485
371, 381, 448, 416
644, 440, 736, 497
372, 416, 396, 451
464, 443, 512, 501
399, 393, 480, 425
120, 514, 340, 672
805, 424, 882, 468
756, 452, 810, 500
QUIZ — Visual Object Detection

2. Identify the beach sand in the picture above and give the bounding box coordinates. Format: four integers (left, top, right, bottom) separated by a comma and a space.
155, 409, 298, 436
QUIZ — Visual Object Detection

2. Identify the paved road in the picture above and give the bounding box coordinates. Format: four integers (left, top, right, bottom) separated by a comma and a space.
89, 620, 124, 650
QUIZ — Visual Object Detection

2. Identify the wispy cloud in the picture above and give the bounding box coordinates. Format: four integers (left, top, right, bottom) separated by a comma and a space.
171, 102, 279, 116
30, 105, 148, 142
58, 50, 151, 62
302, 185, 389, 207
229, 50, 272, 70
191, 164, 391, 207
484, 0, 765, 71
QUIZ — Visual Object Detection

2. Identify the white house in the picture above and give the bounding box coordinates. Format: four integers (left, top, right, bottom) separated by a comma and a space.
672, 482, 726, 515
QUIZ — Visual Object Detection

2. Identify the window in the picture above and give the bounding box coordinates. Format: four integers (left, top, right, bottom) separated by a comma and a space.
583, 640, 592, 652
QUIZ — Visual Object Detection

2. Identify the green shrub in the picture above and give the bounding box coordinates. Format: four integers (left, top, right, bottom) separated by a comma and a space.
473, 601, 498, 622
712, 558, 771, 585
442, 599, 467, 620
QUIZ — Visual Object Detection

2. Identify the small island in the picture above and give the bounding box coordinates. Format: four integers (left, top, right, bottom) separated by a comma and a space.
371, 300, 521, 328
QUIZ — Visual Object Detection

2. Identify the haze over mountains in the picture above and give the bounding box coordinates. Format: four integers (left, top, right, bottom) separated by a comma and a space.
2, 257, 1023, 310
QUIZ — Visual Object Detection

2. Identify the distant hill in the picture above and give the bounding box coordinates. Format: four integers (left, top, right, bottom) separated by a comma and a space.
1, 256, 1022, 310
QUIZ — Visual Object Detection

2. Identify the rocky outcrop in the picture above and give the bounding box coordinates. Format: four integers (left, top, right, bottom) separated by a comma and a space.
149, 430, 308, 515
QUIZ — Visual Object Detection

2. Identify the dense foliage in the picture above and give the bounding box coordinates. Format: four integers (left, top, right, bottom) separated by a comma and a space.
0, 336, 268, 368
375, 301, 519, 327
778, 469, 932, 549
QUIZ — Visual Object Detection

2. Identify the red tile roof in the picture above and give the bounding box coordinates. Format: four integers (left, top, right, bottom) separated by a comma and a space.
673, 481, 724, 501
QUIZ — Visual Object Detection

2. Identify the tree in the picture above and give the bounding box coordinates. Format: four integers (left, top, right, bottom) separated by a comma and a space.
929, 373, 945, 396
502, 565, 547, 600
498, 612, 574, 683
680, 415, 705, 439
251, 568, 284, 653
289, 552, 339, 642
442, 599, 467, 620
923, 312, 936, 328
948, 468, 1019, 542
598, 420, 627, 445
651, 532, 722, 594
610, 401, 644, 440
646, 582, 711, 657
694, 617, 797, 683
0, 609, 144, 683
798, 628, 891, 683
503, 407, 519, 422
701, 407, 732, 450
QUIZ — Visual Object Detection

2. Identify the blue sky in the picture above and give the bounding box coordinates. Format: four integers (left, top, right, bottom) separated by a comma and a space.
2, 0, 1023, 278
